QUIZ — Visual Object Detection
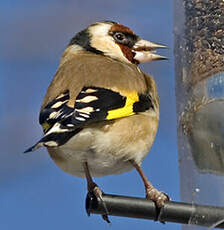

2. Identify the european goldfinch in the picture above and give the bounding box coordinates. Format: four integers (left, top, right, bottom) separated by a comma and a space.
25, 21, 169, 221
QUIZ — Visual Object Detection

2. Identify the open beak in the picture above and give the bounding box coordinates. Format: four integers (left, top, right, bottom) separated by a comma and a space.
133, 39, 168, 63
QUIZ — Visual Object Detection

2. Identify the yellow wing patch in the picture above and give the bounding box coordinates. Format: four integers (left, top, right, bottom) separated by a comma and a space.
106, 91, 139, 120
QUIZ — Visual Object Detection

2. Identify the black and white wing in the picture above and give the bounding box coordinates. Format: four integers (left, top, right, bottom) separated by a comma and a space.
24, 86, 152, 152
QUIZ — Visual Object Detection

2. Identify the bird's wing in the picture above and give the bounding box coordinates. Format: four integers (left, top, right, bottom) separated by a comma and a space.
24, 86, 153, 152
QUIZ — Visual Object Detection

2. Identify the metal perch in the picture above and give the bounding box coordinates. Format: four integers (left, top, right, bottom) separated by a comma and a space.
86, 193, 224, 228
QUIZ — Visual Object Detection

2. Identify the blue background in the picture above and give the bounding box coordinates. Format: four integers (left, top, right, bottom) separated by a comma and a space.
1, 0, 179, 229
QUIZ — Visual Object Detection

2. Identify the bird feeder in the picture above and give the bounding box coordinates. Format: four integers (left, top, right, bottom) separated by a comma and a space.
174, 0, 224, 228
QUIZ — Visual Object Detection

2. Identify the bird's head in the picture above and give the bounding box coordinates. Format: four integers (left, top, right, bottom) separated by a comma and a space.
68, 21, 167, 65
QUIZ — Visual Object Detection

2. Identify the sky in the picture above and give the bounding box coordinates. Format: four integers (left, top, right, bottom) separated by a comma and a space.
1, 0, 179, 229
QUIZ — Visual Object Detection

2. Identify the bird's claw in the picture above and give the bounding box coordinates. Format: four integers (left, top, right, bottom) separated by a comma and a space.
146, 188, 170, 208
146, 188, 170, 223
86, 185, 111, 224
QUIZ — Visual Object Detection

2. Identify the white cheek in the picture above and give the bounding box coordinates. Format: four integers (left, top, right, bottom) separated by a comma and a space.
89, 23, 131, 64
91, 36, 131, 63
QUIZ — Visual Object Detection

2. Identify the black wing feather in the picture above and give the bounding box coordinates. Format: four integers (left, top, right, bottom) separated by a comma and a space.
25, 86, 152, 152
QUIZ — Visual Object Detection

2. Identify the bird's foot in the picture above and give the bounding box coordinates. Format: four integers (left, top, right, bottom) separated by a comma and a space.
86, 183, 111, 224
146, 188, 170, 208
146, 188, 170, 223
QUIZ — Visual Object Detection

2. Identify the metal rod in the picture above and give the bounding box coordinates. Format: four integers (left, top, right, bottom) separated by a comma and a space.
86, 193, 224, 228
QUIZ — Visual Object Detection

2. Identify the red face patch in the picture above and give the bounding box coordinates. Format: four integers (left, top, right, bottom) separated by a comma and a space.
109, 23, 137, 63
118, 44, 135, 63
109, 23, 134, 35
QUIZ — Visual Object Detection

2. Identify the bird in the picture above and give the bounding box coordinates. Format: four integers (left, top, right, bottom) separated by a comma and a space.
25, 20, 169, 222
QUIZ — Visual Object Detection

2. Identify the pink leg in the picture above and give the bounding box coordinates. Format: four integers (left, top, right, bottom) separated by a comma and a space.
130, 160, 169, 208
83, 162, 110, 223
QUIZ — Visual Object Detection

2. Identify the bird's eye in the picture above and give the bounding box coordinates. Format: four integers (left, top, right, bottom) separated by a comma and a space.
114, 32, 126, 42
